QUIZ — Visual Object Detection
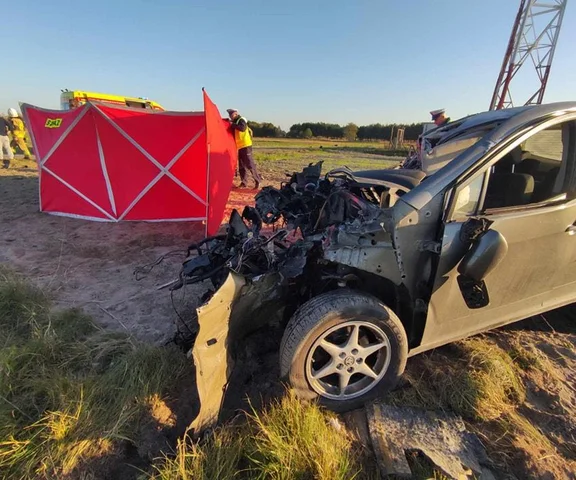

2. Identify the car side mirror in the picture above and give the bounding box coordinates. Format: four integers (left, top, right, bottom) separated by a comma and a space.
458, 229, 508, 281
457, 229, 508, 308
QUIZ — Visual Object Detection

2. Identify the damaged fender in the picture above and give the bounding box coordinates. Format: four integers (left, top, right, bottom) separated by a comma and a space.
190, 272, 246, 434
190, 270, 290, 434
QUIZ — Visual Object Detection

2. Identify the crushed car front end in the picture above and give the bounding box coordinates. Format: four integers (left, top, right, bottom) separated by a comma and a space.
170, 161, 428, 432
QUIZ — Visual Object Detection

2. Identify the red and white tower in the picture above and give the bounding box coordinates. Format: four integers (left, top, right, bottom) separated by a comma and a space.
490, 0, 568, 110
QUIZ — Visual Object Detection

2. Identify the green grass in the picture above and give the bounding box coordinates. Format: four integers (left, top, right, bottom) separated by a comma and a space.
0, 267, 189, 479
256, 137, 415, 149
7, 262, 565, 479
508, 343, 543, 371
385, 337, 525, 422
380, 335, 574, 478
252, 138, 401, 183
0, 268, 375, 479
150, 392, 370, 480
249, 392, 363, 480
149, 424, 247, 480
255, 138, 407, 162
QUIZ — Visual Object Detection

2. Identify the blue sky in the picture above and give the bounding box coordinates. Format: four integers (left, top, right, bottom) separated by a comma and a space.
2, 0, 575, 129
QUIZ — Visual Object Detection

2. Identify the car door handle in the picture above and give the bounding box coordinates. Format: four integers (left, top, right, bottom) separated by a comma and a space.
567, 224, 576, 235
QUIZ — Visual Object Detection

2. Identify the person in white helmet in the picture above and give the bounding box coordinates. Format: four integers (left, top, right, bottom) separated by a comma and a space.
8, 108, 31, 160
0, 113, 14, 169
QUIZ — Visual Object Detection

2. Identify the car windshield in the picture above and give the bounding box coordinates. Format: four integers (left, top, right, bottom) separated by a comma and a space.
421, 121, 504, 174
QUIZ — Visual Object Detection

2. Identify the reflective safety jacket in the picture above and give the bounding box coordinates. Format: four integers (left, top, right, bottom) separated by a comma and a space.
11, 117, 27, 139
233, 116, 253, 149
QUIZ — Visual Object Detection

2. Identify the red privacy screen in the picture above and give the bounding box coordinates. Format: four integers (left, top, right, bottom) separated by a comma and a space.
22, 90, 237, 235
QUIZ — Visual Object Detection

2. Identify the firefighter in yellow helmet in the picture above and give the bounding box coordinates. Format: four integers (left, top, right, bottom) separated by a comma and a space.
227, 108, 261, 189
8, 108, 32, 160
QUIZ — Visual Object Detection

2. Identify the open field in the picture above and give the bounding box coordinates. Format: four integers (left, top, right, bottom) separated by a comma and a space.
0, 143, 400, 343
1, 142, 575, 479
0, 142, 400, 342
255, 137, 416, 150
255, 137, 408, 178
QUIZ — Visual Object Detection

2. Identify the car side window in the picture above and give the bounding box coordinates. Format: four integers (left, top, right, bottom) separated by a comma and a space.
482, 121, 575, 211
452, 174, 485, 218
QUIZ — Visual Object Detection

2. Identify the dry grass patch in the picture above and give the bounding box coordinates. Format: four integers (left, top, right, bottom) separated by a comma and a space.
150, 392, 370, 480
387, 337, 525, 421
0, 268, 189, 479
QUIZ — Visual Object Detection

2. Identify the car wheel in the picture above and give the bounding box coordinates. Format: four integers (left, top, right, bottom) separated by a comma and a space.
280, 290, 408, 412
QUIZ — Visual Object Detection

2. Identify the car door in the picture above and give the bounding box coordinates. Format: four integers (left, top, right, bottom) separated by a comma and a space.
416, 117, 576, 352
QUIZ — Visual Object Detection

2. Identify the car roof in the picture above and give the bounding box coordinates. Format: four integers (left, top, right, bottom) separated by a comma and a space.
442, 106, 533, 136
403, 102, 576, 210
423, 103, 576, 144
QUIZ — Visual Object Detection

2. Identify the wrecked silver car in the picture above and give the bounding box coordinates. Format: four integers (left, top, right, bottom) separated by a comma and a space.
172, 103, 576, 432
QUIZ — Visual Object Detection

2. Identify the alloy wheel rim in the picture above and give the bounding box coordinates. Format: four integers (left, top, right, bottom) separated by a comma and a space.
305, 320, 392, 401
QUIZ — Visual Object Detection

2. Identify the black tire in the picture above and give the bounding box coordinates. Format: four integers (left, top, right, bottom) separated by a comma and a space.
280, 289, 408, 412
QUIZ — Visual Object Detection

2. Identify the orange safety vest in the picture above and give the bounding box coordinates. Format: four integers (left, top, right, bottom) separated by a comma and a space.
234, 116, 253, 149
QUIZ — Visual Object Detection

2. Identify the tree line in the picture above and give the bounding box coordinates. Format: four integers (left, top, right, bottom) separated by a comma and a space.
248, 121, 286, 138
249, 120, 426, 141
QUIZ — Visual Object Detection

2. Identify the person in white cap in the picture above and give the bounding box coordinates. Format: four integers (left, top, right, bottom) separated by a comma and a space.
227, 108, 261, 189
0, 114, 14, 169
430, 109, 451, 127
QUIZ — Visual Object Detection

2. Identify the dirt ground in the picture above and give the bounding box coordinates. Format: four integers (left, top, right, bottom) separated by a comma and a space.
0, 158, 260, 343
494, 314, 576, 478
405, 313, 576, 479
0, 148, 397, 344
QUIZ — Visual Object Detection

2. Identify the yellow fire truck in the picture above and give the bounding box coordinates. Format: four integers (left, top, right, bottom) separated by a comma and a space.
60, 89, 165, 111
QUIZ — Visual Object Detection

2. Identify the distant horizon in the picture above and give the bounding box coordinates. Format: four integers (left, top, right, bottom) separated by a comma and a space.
2, 1, 575, 130
17, 89, 439, 131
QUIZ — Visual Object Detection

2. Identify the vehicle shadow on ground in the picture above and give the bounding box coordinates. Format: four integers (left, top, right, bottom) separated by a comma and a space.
504, 304, 576, 335
64, 323, 286, 480
220, 325, 286, 419
64, 378, 201, 480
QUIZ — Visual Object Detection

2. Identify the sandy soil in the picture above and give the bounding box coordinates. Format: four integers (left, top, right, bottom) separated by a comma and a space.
0, 152, 383, 343
0, 158, 259, 343
495, 313, 576, 478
